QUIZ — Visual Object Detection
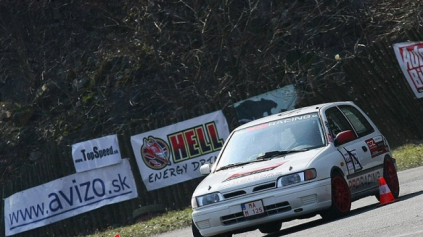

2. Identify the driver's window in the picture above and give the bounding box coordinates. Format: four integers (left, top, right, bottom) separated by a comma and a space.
325, 107, 355, 139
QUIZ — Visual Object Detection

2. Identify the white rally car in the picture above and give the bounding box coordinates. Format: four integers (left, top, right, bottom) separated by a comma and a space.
191, 101, 399, 237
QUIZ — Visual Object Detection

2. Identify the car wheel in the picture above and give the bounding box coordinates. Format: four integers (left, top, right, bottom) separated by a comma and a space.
192, 220, 232, 237
376, 158, 400, 201
320, 172, 351, 220
258, 221, 282, 234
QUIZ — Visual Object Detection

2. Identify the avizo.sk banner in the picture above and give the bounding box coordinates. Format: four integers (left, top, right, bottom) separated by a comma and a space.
393, 42, 423, 99
72, 134, 122, 172
4, 159, 138, 236
130, 110, 229, 191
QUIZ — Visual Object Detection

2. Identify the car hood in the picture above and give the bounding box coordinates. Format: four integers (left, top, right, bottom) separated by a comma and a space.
194, 148, 324, 196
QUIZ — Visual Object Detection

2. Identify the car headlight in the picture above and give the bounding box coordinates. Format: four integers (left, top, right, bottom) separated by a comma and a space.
195, 192, 224, 207
277, 169, 316, 187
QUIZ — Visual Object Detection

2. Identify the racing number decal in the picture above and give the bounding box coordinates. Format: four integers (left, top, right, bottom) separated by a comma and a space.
340, 148, 363, 174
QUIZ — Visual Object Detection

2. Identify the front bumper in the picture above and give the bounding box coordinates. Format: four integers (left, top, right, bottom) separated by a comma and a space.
192, 178, 331, 237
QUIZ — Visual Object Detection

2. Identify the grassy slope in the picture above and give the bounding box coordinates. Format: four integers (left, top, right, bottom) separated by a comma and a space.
393, 143, 423, 171
80, 143, 423, 237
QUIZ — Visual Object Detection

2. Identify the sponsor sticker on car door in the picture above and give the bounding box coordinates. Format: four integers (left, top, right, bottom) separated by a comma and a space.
365, 135, 389, 158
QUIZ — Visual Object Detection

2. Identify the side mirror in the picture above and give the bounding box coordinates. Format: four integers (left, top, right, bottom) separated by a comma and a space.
335, 130, 355, 146
200, 164, 212, 175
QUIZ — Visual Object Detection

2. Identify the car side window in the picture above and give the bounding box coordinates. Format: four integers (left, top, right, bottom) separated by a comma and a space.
325, 107, 354, 139
339, 105, 374, 137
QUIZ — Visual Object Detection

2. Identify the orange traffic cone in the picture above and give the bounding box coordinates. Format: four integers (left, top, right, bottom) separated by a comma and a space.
378, 177, 396, 205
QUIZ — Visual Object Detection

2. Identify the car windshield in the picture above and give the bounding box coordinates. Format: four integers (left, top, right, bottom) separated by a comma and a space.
215, 113, 325, 171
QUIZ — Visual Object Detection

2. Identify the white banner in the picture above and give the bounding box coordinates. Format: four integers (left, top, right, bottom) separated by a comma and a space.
4, 159, 138, 236
72, 134, 122, 172
393, 42, 423, 98
131, 110, 229, 191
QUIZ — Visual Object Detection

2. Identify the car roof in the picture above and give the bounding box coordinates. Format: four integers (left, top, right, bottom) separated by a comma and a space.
235, 101, 355, 131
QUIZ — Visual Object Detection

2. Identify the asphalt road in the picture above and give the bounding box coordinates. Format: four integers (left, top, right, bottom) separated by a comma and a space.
155, 166, 423, 237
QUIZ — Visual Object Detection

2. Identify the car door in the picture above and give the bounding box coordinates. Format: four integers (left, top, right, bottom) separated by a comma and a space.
324, 106, 369, 174
338, 105, 390, 164
324, 104, 382, 195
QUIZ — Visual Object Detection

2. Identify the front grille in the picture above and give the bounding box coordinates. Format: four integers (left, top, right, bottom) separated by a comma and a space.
264, 201, 292, 215
252, 182, 276, 192
224, 190, 247, 199
221, 201, 291, 225
223, 182, 276, 199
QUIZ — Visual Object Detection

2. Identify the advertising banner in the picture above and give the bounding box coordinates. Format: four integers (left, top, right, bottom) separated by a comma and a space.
4, 159, 138, 236
233, 85, 297, 124
72, 134, 122, 172
130, 110, 229, 191
393, 42, 423, 98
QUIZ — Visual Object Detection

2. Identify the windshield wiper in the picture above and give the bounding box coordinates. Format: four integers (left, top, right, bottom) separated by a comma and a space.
256, 149, 309, 160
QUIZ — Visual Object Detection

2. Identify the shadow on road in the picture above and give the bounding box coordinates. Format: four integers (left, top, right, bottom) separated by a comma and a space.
262, 190, 423, 237
397, 190, 423, 201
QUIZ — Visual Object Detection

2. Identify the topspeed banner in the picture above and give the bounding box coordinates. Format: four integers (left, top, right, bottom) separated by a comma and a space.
393, 42, 423, 98
130, 110, 229, 191
72, 134, 122, 172
4, 159, 138, 236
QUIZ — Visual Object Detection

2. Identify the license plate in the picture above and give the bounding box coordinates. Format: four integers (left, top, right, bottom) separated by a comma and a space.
241, 200, 264, 217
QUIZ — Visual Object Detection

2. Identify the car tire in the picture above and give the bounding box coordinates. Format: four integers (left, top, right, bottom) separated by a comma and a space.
258, 221, 282, 234
192, 220, 232, 237
375, 157, 400, 201
320, 172, 351, 220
